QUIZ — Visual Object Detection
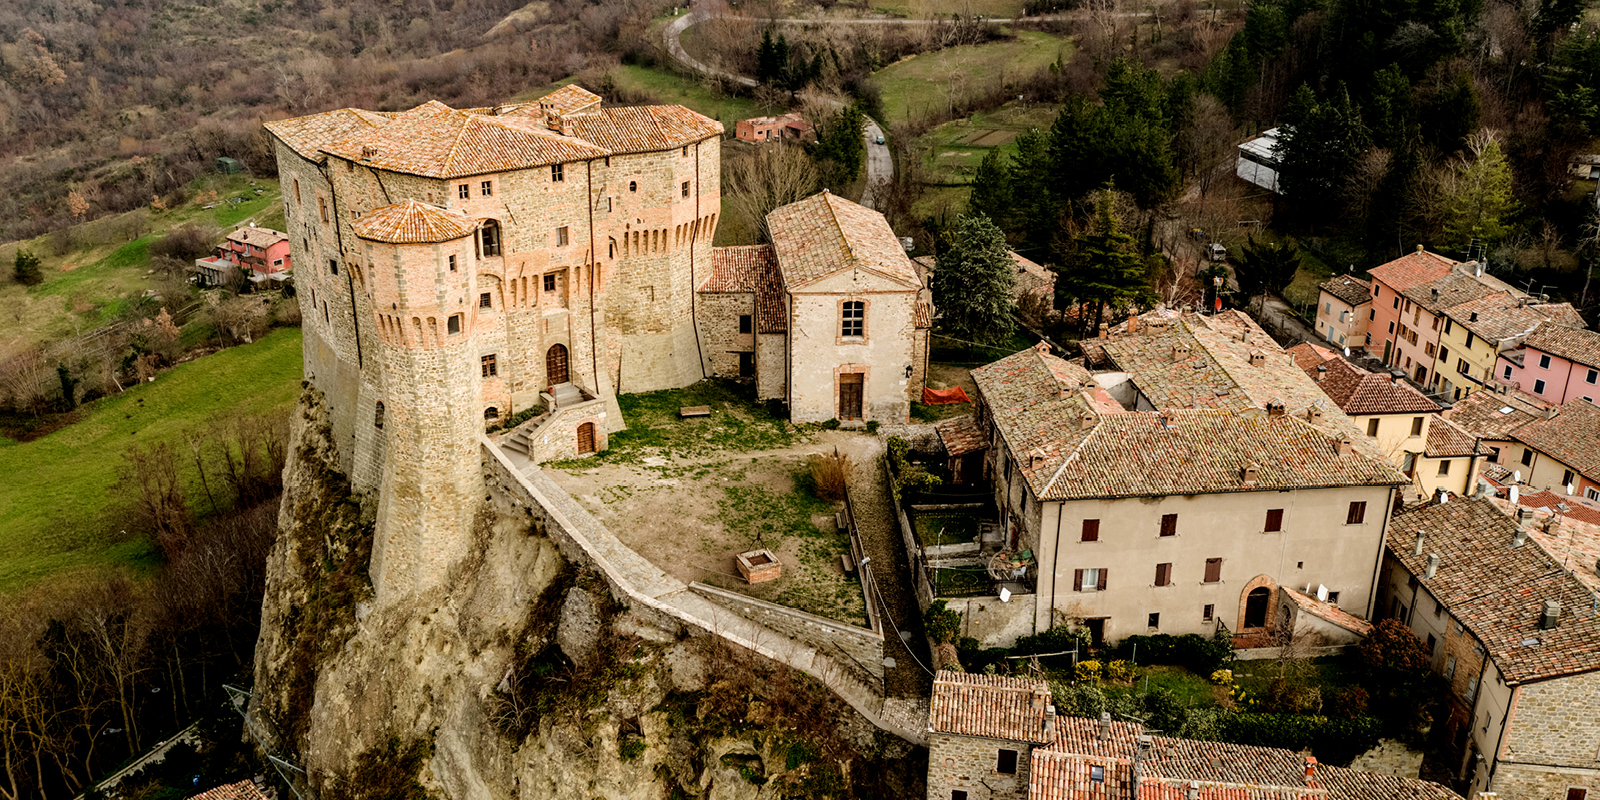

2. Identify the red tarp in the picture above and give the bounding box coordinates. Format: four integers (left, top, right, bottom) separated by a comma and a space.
921, 386, 971, 405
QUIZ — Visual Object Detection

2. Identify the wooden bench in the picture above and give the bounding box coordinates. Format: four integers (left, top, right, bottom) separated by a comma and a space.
679, 405, 711, 418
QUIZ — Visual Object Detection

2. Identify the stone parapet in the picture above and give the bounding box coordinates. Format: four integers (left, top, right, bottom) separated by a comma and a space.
687, 582, 884, 694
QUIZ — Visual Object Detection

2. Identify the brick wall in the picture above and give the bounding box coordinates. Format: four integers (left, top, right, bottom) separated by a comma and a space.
926, 733, 1033, 800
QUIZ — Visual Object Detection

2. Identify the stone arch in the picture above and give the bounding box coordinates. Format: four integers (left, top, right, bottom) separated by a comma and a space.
1238, 574, 1278, 632
374, 401, 385, 429
485, 406, 499, 422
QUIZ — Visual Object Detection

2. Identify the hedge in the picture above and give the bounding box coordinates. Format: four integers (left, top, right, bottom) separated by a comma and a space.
1209, 713, 1382, 766
1112, 631, 1234, 675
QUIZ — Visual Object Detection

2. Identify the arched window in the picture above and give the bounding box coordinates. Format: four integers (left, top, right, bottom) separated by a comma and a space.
479, 219, 502, 257
485, 407, 500, 421
1244, 587, 1271, 629
374, 401, 385, 429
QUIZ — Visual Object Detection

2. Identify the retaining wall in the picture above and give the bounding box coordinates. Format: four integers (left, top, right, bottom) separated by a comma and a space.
689, 582, 884, 694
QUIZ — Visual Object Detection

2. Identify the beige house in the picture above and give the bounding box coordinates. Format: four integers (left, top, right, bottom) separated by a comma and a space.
969, 310, 1407, 647
1381, 497, 1600, 800
695, 191, 930, 424
1289, 343, 1486, 498
1448, 389, 1600, 501
1315, 274, 1372, 351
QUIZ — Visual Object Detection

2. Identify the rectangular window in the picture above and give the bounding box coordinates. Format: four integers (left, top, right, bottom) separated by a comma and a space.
953, 792, 968, 800
1445, 655, 1457, 680
1159, 513, 1177, 537
447, 314, 462, 335
739, 314, 752, 334
544, 274, 557, 292
1465, 675, 1479, 702
481, 180, 493, 196
294, 179, 301, 203
1081, 519, 1100, 542
841, 300, 864, 337
1439, 346, 1450, 363
1148, 612, 1160, 629
1565, 789, 1587, 800
682, 180, 691, 198
1587, 369, 1598, 384
1402, 452, 1417, 475
1203, 558, 1222, 583
1327, 591, 1340, 605
1522, 449, 1535, 466
1465, 331, 1476, 349
458, 184, 470, 199
1203, 604, 1215, 621
1155, 563, 1172, 586
449, 255, 457, 272
557, 226, 569, 246
1427, 633, 1437, 653
1074, 568, 1106, 592
481, 354, 498, 378
1534, 379, 1547, 394
479, 292, 492, 309
1438, 460, 1451, 476
1458, 359, 1470, 375
1539, 354, 1553, 369
329, 259, 339, 275
1264, 509, 1283, 532
1504, 365, 1513, 380
1090, 765, 1105, 783
1347, 501, 1367, 525
1368, 418, 1381, 437
1411, 417, 1424, 436
1562, 469, 1576, 487
318, 196, 328, 222
551, 164, 564, 182
996, 749, 1017, 775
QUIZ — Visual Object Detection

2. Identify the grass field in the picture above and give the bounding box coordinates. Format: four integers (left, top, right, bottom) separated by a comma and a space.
911, 101, 1059, 186
870, 31, 1073, 126
0, 327, 304, 593
516, 64, 761, 128
0, 174, 283, 359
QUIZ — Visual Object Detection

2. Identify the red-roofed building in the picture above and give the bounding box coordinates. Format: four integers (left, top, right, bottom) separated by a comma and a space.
1496, 321, 1600, 406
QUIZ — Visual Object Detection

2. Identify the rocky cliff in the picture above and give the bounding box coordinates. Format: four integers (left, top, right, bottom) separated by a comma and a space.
248, 389, 924, 799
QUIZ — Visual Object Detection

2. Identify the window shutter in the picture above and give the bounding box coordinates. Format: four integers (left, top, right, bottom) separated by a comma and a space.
1204, 558, 1221, 583
1073, 569, 1083, 592
1347, 501, 1367, 525
1265, 509, 1283, 532
1098, 569, 1109, 591
1160, 513, 1177, 537
1082, 519, 1100, 542
1155, 563, 1170, 586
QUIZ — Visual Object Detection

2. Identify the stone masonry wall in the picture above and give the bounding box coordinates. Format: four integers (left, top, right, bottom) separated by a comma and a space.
756, 332, 787, 401
696, 292, 756, 379
926, 733, 1033, 800
688, 582, 883, 693
1499, 670, 1600, 796
1491, 761, 1600, 800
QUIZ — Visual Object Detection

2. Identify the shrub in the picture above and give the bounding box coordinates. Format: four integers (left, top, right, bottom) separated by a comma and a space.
1075, 659, 1102, 683
887, 435, 910, 474
1210, 669, 1234, 686
1210, 713, 1382, 766
149, 223, 218, 262
924, 599, 962, 644
13, 250, 43, 285
1103, 659, 1135, 683
865, 419, 880, 434
1115, 630, 1234, 675
808, 450, 851, 501
821, 418, 841, 430
1328, 686, 1369, 719
898, 466, 943, 495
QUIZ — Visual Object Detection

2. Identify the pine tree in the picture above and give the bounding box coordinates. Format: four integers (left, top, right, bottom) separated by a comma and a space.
815, 105, 866, 184
756, 30, 782, 86
13, 249, 43, 286
1056, 186, 1151, 330
967, 150, 1012, 230
1443, 134, 1516, 254
1275, 84, 1371, 219
1233, 236, 1303, 313
930, 213, 1016, 346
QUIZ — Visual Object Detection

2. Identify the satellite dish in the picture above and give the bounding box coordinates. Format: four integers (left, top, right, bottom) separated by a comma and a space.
1000, 588, 1012, 603
1316, 584, 1329, 602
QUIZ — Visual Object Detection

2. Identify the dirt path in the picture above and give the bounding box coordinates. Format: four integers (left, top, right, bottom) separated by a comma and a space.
846, 437, 934, 700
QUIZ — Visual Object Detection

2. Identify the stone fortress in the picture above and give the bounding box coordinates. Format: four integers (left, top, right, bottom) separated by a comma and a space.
265, 83, 928, 600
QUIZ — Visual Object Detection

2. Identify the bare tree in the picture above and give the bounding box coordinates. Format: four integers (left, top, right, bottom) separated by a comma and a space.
117, 441, 192, 558
723, 142, 821, 243
0, 350, 53, 415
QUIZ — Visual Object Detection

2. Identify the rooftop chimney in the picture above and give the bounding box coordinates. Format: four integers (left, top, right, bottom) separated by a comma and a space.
1304, 756, 1318, 786
1242, 463, 1259, 485
1470, 312, 1479, 322
1307, 406, 1325, 424
1544, 406, 1560, 420
1513, 526, 1529, 547
1431, 287, 1440, 302
1127, 315, 1141, 333
1098, 712, 1112, 742
1539, 600, 1560, 630
1414, 531, 1425, 556
1172, 344, 1191, 362
1249, 351, 1267, 367
1187, 782, 1201, 800
1099, 322, 1110, 339
1416, 244, 1425, 252
1315, 365, 1327, 382
1425, 552, 1440, 579
1517, 506, 1535, 522
1267, 402, 1285, 417
1080, 413, 1096, 429
1043, 704, 1056, 738
1335, 438, 1354, 456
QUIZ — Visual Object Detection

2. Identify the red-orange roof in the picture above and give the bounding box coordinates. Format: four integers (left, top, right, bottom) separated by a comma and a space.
1366, 248, 1457, 292
351, 199, 476, 244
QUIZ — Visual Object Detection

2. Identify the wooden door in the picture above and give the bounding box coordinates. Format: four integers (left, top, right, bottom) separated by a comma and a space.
546, 344, 569, 386
839, 373, 863, 420
577, 422, 596, 455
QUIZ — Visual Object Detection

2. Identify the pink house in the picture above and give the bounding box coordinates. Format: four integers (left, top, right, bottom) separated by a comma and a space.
221, 225, 292, 277
1366, 247, 1457, 380
1497, 321, 1600, 405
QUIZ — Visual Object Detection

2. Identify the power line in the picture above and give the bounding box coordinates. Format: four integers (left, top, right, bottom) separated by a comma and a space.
861, 559, 936, 677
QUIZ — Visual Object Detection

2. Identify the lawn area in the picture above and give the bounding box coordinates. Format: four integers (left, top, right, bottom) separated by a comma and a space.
870, 31, 1074, 127
911, 101, 1059, 186
515, 64, 761, 129
0, 327, 304, 593
552, 379, 799, 467
1102, 664, 1223, 709
0, 174, 282, 360
914, 510, 982, 546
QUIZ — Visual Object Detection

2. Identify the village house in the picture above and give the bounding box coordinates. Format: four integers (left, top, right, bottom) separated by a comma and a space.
1315, 274, 1372, 350
1496, 321, 1600, 406
1289, 342, 1486, 498
1446, 388, 1600, 500
1434, 291, 1585, 402
926, 671, 1461, 800
1367, 248, 1479, 385
222, 224, 293, 277
1379, 497, 1600, 799
733, 113, 814, 143
967, 309, 1407, 647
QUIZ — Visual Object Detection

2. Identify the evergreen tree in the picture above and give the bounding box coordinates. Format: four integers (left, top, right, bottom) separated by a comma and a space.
1443, 134, 1515, 254
814, 105, 866, 183
1233, 236, 1303, 313
1050, 58, 1180, 210
967, 149, 1012, 229
1008, 128, 1056, 256
13, 249, 42, 286
1366, 64, 1412, 148
756, 30, 782, 86
1055, 186, 1151, 330
931, 213, 1017, 346
1274, 84, 1371, 219
1419, 70, 1479, 153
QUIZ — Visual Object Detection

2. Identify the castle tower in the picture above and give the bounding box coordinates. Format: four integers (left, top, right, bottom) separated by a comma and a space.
352, 201, 485, 601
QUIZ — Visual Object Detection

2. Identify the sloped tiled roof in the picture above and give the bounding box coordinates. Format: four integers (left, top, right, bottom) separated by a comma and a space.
1444, 291, 1556, 343
1425, 415, 1485, 458
935, 415, 987, 457
767, 192, 920, 290
1366, 249, 1455, 292
1389, 498, 1600, 684
1523, 322, 1600, 371
350, 199, 476, 244
1401, 271, 1495, 314
226, 226, 288, 247
324, 100, 609, 178
188, 780, 269, 800
1287, 341, 1338, 372
1310, 358, 1439, 416
562, 105, 723, 155
1487, 494, 1600, 592
929, 671, 1053, 742
701, 245, 787, 333
264, 107, 391, 162
1319, 275, 1372, 307
1281, 586, 1374, 636
1512, 399, 1600, 479
1442, 387, 1549, 442
529, 83, 602, 115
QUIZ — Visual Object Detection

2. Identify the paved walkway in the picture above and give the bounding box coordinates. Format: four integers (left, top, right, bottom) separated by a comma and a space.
847, 438, 934, 701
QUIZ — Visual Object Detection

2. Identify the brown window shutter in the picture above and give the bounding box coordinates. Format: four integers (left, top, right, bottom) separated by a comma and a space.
1099, 569, 1109, 591
1082, 519, 1100, 542
1204, 558, 1221, 583
1160, 513, 1177, 537
1155, 563, 1170, 586
1265, 509, 1284, 532
1347, 501, 1367, 525
1073, 569, 1083, 592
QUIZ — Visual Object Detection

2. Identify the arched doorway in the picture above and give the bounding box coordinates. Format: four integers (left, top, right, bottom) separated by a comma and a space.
577, 422, 596, 455
547, 343, 569, 386
1244, 587, 1272, 629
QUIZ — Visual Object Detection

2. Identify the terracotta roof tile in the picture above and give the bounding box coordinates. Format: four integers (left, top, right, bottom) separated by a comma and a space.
188, 780, 269, 800
1522, 322, 1600, 371
1287, 342, 1338, 372
935, 415, 987, 457
1389, 498, 1600, 683
1441, 387, 1550, 442
1366, 250, 1456, 292
1443, 291, 1566, 343
561, 105, 722, 154
324, 100, 609, 178
1487, 494, 1600, 592
1309, 358, 1440, 416
929, 670, 1053, 742
767, 192, 920, 290
1424, 416, 1485, 458
1511, 399, 1600, 479
264, 107, 391, 162
530, 83, 602, 115
915, 298, 933, 328
225, 226, 288, 248
351, 199, 476, 244
1281, 586, 1374, 635
1319, 275, 1372, 307
1401, 272, 1496, 314
701, 245, 787, 333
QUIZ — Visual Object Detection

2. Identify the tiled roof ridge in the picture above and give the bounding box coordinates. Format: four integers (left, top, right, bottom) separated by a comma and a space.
824, 191, 856, 275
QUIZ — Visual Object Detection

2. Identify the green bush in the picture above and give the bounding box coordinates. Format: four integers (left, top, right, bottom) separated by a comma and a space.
821, 418, 841, 430
924, 599, 962, 644
887, 435, 910, 474
1210, 713, 1382, 766
865, 420, 880, 434
13, 250, 43, 286
1114, 629, 1234, 675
